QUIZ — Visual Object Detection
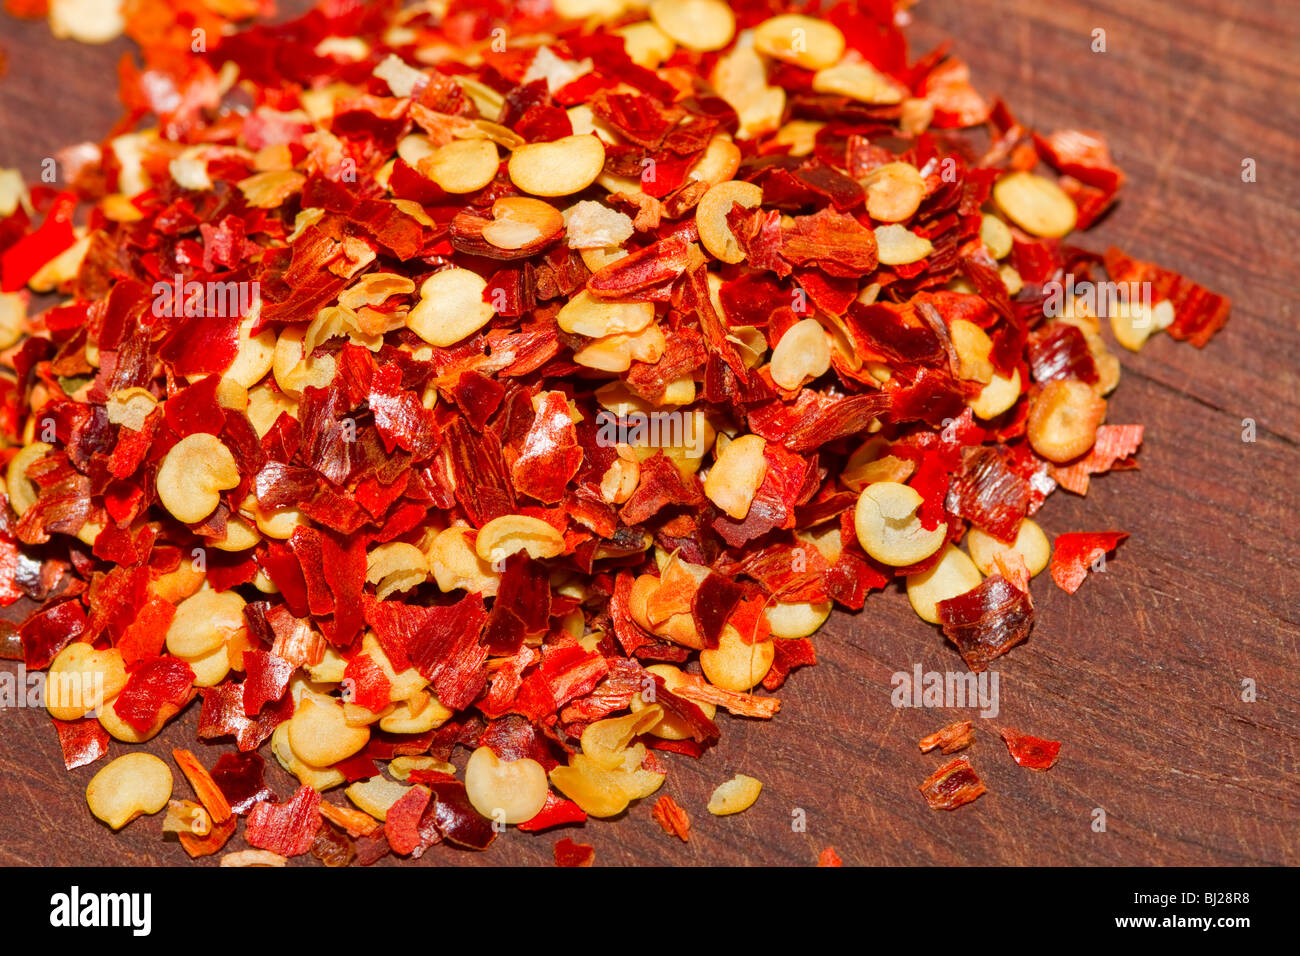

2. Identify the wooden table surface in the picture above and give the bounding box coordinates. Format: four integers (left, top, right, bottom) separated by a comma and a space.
0, 0, 1295, 867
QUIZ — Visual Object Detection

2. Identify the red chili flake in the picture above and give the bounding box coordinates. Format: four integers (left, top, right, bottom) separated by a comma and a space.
817, 846, 843, 867
1052, 425, 1143, 495
948, 446, 1031, 543
1103, 247, 1230, 347
209, 752, 274, 816
342, 653, 392, 713
762, 636, 817, 692
245, 784, 322, 858
1050, 531, 1129, 594
110, 595, 175, 667
19, 600, 86, 670
651, 794, 691, 842
1000, 727, 1062, 770
384, 785, 433, 856
937, 575, 1035, 672
918, 720, 975, 755
517, 791, 587, 832
51, 717, 109, 771
554, 837, 596, 868
1027, 323, 1098, 386
197, 681, 293, 752
0, 192, 77, 292
241, 650, 296, 716
919, 756, 987, 811
110, 656, 195, 734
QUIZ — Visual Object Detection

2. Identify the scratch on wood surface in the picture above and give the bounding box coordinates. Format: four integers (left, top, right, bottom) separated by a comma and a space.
1126, 16, 1238, 240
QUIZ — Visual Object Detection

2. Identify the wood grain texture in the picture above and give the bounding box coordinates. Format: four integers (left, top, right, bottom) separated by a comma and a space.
0, 0, 1295, 867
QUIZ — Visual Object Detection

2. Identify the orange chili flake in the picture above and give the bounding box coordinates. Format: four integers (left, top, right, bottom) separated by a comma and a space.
999, 728, 1062, 770
817, 847, 843, 867
172, 748, 233, 824
918, 720, 975, 755
651, 794, 692, 842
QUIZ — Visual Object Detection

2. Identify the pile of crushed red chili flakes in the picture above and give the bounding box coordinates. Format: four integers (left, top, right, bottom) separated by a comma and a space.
0, 0, 1229, 866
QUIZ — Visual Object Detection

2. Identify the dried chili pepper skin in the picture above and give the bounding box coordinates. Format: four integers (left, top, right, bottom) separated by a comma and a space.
918, 720, 974, 755
919, 756, 987, 811
1000, 728, 1061, 770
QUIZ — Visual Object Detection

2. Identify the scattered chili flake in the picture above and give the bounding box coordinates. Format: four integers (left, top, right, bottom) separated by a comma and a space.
919, 756, 987, 811
245, 785, 322, 858
1050, 532, 1130, 594
311, 820, 357, 868
1052, 425, 1143, 496
918, 720, 975, 755
1000, 728, 1062, 770
554, 837, 596, 868
51, 717, 109, 771
517, 791, 588, 833
817, 846, 843, 867
172, 748, 232, 824
651, 794, 691, 842
178, 815, 237, 859
937, 576, 1035, 672
209, 752, 274, 816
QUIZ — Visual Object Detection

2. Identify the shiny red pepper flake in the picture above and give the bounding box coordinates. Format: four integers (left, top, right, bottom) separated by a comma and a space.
999, 727, 1062, 770
51, 717, 109, 771
517, 791, 587, 833
937, 576, 1035, 672
209, 752, 274, 816
919, 756, 987, 811
245, 784, 322, 858
110, 656, 195, 734
1050, 532, 1130, 594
